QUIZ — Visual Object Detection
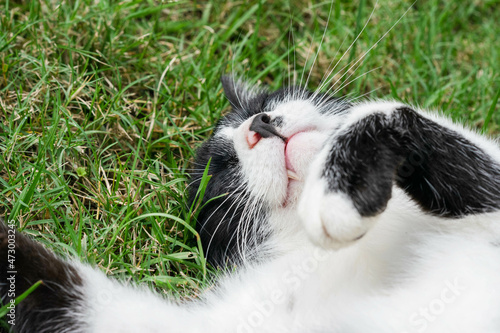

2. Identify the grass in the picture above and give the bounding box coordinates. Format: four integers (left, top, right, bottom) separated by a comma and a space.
0, 0, 499, 314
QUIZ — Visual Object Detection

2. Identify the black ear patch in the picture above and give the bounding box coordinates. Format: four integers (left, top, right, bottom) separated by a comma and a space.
221, 76, 257, 110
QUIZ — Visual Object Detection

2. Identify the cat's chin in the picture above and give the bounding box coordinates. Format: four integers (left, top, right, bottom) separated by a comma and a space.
232, 112, 332, 208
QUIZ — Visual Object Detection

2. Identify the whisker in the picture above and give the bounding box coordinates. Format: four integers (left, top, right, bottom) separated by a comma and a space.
298, 17, 320, 99
312, 33, 349, 100
303, 0, 335, 99
349, 86, 383, 101
320, 0, 416, 101
204, 182, 248, 259
314, 0, 379, 99
331, 66, 382, 98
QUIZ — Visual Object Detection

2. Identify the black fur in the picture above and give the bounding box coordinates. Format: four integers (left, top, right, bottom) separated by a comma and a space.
218, 77, 349, 129
191, 78, 272, 267
190, 134, 268, 267
0, 220, 83, 333
323, 107, 500, 218
190, 77, 350, 266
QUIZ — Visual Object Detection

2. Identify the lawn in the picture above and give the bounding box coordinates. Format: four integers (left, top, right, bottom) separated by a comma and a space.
0, 0, 499, 309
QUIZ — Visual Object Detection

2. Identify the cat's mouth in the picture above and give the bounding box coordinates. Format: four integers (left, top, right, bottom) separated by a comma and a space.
245, 125, 325, 183
245, 124, 300, 181
282, 129, 328, 207
240, 115, 328, 207
284, 130, 325, 176
285, 134, 303, 181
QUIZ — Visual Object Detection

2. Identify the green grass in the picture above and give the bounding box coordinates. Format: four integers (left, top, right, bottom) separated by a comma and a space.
0, 0, 499, 306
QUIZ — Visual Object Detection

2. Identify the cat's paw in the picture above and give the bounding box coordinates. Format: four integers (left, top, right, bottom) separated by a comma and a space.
298, 165, 377, 250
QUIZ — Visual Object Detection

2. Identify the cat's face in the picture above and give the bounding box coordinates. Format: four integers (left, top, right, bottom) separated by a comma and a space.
190, 77, 350, 265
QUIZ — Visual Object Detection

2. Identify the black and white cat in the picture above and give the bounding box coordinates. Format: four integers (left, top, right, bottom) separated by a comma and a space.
1, 76, 500, 332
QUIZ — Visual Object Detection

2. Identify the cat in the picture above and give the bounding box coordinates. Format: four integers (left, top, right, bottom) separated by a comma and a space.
1, 76, 500, 333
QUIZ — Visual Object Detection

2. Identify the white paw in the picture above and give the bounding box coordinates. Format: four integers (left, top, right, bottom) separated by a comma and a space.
298, 176, 376, 250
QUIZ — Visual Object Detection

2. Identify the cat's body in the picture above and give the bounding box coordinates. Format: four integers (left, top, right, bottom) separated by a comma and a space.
1, 77, 500, 332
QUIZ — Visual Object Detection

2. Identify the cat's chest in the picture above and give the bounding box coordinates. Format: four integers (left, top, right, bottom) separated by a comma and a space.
267, 189, 444, 288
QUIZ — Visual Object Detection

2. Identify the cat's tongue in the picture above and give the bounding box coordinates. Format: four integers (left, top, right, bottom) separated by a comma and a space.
285, 144, 296, 172
285, 131, 327, 180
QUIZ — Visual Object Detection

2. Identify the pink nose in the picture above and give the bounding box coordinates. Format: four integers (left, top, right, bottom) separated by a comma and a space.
246, 130, 262, 149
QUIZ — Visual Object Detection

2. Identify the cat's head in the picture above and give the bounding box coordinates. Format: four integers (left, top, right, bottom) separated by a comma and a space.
189, 76, 350, 266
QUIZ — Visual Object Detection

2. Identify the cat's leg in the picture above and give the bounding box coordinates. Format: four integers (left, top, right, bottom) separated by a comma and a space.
0, 220, 87, 332
0, 220, 305, 333
0, 220, 202, 332
299, 102, 500, 249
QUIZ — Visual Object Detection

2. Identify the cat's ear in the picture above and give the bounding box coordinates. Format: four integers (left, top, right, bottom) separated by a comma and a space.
221, 76, 259, 110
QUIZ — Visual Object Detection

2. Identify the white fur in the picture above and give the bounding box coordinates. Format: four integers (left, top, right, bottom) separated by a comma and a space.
69, 100, 500, 332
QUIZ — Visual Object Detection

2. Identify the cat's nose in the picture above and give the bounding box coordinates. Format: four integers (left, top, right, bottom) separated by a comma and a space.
246, 114, 286, 149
